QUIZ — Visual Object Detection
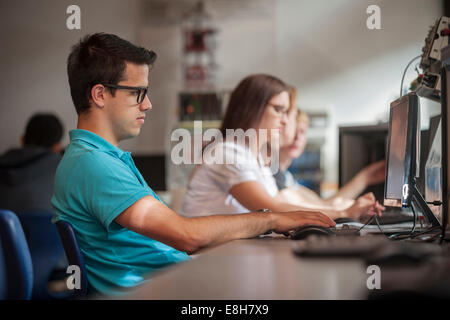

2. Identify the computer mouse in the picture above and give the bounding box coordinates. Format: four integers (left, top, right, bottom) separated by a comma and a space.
334, 217, 359, 224
291, 225, 335, 240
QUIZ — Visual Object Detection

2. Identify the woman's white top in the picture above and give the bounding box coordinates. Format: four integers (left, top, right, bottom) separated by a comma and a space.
181, 142, 279, 217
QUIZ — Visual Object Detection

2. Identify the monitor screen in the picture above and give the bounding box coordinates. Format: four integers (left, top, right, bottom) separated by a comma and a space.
385, 102, 408, 201
384, 93, 419, 207
425, 120, 442, 222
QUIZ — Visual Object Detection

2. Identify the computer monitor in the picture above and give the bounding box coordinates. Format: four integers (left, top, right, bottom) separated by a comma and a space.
384, 93, 441, 227
384, 93, 419, 207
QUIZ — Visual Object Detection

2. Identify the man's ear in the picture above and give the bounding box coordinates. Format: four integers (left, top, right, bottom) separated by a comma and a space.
90, 84, 106, 108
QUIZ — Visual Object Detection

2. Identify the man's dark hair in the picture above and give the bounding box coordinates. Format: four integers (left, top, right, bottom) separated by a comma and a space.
24, 113, 64, 148
67, 33, 157, 114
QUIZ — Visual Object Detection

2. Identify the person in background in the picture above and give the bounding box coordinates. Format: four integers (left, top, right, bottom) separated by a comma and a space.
0, 113, 64, 212
181, 74, 384, 220
275, 105, 386, 219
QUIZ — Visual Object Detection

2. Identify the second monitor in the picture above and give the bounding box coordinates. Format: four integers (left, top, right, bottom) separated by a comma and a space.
384, 92, 441, 227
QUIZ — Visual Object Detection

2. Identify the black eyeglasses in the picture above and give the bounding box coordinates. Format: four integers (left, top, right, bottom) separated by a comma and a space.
102, 83, 148, 104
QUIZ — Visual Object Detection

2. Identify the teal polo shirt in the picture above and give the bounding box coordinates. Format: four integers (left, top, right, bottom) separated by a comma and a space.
51, 129, 190, 295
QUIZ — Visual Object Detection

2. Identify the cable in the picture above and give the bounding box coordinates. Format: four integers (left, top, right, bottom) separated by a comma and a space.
424, 231, 443, 242
391, 225, 442, 241
355, 215, 375, 234
410, 226, 442, 239
356, 214, 408, 239
440, 194, 450, 244
426, 201, 443, 206
409, 201, 417, 236
373, 214, 393, 238
400, 55, 422, 97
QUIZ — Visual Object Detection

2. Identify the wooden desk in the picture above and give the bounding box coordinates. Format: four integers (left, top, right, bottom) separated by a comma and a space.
122, 236, 371, 299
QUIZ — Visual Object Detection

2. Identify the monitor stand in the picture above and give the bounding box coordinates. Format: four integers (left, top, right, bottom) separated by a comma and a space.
410, 179, 441, 227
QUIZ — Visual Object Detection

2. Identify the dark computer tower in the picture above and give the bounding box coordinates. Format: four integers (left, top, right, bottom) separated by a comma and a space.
132, 154, 166, 191
339, 123, 432, 204
338, 124, 388, 201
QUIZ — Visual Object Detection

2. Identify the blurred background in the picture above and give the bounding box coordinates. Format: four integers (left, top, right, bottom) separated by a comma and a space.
0, 0, 446, 208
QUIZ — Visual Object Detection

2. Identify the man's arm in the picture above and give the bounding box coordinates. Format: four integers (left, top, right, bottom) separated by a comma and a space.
114, 195, 335, 254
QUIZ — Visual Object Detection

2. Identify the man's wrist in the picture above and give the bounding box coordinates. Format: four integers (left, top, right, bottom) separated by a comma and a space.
266, 212, 278, 231
256, 208, 277, 232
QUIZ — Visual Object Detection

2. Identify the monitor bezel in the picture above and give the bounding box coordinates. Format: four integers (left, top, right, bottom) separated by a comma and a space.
384, 93, 419, 207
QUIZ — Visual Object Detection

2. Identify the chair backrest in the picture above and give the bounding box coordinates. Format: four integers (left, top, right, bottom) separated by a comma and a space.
0, 237, 8, 299
15, 211, 65, 299
55, 220, 88, 297
0, 210, 33, 300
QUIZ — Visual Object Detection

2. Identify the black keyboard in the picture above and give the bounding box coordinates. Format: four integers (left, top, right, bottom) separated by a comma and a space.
368, 208, 414, 225
292, 234, 389, 257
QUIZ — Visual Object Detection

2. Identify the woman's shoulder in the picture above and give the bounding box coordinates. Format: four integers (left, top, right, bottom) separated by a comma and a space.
203, 141, 254, 165
205, 141, 249, 153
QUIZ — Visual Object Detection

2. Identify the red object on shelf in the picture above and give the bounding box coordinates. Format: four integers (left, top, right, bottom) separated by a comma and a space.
184, 29, 215, 52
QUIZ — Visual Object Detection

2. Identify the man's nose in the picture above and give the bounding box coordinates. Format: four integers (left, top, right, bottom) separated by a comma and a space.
140, 95, 152, 111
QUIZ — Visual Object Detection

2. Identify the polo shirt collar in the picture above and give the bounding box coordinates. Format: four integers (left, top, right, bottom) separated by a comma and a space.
69, 129, 128, 158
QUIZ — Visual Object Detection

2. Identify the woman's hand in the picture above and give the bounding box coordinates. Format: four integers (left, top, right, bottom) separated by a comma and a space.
343, 192, 385, 219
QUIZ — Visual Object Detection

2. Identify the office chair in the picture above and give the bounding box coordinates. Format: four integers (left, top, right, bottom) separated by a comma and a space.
56, 220, 89, 298
0, 209, 33, 300
0, 239, 7, 299
16, 210, 72, 300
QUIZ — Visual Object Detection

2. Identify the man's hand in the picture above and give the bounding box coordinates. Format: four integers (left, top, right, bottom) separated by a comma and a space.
271, 210, 335, 233
344, 192, 385, 219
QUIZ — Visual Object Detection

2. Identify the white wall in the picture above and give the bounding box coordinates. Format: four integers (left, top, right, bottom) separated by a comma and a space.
274, 0, 443, 185
0, 0, 444, 190
0, 0, 141, 152
138, 0, 443, 188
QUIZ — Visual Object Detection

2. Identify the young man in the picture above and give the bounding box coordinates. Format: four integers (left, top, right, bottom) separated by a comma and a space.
52, 33, 335, 295
0, 113, 64, 212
